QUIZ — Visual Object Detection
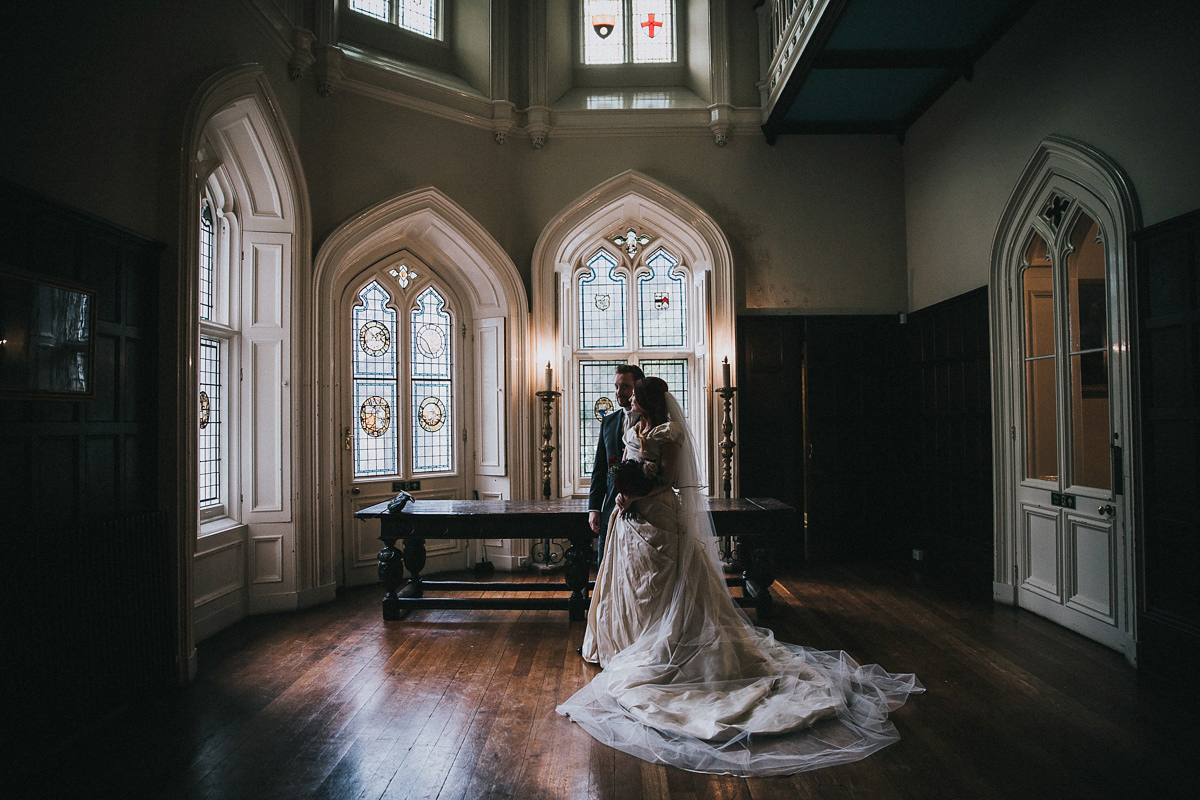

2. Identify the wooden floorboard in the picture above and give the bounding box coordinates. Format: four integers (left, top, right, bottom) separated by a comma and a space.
18, 564, 1200, 799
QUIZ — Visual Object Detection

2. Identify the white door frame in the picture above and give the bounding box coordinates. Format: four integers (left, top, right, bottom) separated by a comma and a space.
989, 136, 1141, 663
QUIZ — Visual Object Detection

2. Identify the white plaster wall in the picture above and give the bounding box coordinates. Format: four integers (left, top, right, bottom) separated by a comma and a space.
2, 3, 908, 318
903, 0, 1200, 312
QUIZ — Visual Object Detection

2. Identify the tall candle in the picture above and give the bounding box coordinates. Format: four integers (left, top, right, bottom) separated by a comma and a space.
721, 357, 731, 390
545, 361, 553, 392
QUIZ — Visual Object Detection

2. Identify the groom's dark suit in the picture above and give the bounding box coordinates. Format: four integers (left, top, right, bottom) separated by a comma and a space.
588, 407, 627, 562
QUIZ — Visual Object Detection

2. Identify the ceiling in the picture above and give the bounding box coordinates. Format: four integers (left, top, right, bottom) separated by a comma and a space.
762, 0, 1039, 143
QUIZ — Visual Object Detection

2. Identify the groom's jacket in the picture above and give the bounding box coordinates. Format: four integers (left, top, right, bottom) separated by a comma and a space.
588, 408, 625, 532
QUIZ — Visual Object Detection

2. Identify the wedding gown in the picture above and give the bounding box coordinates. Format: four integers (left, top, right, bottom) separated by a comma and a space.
557, 398, 924, 776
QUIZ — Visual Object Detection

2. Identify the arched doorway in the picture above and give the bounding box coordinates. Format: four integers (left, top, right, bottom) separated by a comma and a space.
990, 136, 1141, 661
313, 189, 530, 583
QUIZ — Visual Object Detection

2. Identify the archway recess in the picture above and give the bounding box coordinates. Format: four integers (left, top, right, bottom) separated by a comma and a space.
989, 135, 1140, 661
178, 65, 314, 678
532, 170, 737, 497
313, 188, 531, 575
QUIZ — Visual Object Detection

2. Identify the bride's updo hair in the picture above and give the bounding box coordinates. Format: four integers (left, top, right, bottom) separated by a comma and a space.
633, 376, 670, 426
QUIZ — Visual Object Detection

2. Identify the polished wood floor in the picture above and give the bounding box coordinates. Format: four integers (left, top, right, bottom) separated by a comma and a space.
26, 565, 1199, 799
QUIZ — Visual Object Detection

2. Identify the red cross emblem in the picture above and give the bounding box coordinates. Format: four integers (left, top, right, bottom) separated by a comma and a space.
641, 14, 662, 38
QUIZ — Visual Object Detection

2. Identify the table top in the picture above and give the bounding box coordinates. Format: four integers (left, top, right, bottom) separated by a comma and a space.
356, 496, 793, 519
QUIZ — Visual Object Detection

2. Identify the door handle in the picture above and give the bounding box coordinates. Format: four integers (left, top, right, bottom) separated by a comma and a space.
344, 426, 352, 451
1097, 504, 1115, 516
351, 486, 361, 495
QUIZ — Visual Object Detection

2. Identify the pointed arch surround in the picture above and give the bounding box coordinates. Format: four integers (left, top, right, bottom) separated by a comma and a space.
989, 136, 1141, 660
532, 170, 736, 496
177, 65, 313, 681
313, 187, 531, 572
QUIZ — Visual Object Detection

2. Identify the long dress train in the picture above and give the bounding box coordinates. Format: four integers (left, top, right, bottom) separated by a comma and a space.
557, 410, 924, 776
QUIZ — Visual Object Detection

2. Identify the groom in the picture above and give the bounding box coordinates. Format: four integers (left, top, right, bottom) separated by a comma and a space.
588, 363, 644, 563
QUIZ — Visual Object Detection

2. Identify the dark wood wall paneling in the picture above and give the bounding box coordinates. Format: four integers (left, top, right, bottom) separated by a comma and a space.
803, 315, 908, 563
901, 287, 994, 594
1132, 208, 1200, 682
0, 181, 171, 735
737, 290, 993, 587
737, 317, 806, 563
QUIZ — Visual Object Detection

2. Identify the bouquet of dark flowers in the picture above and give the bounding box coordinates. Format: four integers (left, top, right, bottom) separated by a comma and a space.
607, 455, 664, 497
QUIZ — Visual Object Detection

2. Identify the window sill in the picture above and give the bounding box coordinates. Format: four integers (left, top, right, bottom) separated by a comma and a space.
199, 514, 244, 539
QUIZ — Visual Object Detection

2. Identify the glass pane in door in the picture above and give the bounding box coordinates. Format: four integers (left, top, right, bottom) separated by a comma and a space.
1066, 213, 1110, 489
1022, 233, 1058, 481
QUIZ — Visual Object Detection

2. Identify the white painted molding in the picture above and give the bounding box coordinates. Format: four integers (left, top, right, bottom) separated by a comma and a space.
180, 65, 314, 676
989, 135, 1141, 658
312, 187, 532, 582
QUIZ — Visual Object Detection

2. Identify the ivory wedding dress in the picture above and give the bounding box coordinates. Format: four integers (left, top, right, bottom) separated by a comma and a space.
556, 394, 924, 776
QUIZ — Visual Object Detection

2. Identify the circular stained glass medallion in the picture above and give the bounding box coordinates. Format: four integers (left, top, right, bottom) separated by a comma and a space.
418, 396, 446, 432
358, 319, 390, 356
416, 324, 445, 358
199, 391, 210, 429
593, 396, 614, 420
595, 294, 611, 311
359, 395, 391, 437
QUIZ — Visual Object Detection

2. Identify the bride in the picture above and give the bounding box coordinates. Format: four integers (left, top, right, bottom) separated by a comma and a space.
556, 376, 924, 776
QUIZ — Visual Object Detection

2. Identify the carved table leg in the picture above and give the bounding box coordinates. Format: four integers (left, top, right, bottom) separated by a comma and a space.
378, 534, 405, 621
563, 531, 594, 621
739, 535, 776, 619
403, 537, 427, 597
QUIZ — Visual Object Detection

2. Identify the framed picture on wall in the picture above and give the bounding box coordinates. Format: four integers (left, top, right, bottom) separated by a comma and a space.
0, 271, 96, 399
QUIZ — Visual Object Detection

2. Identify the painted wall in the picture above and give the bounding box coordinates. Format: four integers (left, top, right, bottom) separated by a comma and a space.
2, 1, 908, 318
904, 0, 1200, 311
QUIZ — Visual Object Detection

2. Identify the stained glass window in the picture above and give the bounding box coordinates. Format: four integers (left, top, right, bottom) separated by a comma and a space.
582, 0, 675, 65
353, 281, 399, 476
199, 335, 223, 508
580, 250, 627, 349
199, 200, 214, 322
639, 358, 688, 418
355, 381, 397, 475
638, 247, 687, 347
411, 286, 453, 472
578, 359, 628, 473
631, 0, 674, 63
350, 0, 439, 39
583, 0, 625, 64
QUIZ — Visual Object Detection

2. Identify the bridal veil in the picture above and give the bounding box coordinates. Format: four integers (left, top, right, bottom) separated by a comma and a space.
556, 391, 923, 776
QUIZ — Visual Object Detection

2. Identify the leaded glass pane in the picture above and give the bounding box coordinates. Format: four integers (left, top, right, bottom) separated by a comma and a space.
399, 0, 438, 38
583, 0, 625, 64
639, 358, 688, 418
350, 0, 388, 21
199, 200, 214, 322
354, 281, 397, 378
1025, 357, 1058, 481
199, 335, 223, 507
580, 250, 626, 349
410, 287, 453, 472
1066, 212, 1110, 490
354, 380, 398, 476
579, 359, 627, 473
631, 0, 674, 63
638, 248, 687, 348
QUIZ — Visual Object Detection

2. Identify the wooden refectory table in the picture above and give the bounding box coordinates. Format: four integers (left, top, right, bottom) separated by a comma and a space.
354, 496, 795, 622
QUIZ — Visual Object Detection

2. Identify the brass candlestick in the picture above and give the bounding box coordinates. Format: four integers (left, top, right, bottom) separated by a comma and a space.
715, 385, 737, 499
535, 390, 560, 499
715, 384, 738, 564
533, 389, 562, 572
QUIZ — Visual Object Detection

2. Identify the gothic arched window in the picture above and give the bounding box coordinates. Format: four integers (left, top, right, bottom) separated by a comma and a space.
352, 273, 457, 478
571, 230, 694, 482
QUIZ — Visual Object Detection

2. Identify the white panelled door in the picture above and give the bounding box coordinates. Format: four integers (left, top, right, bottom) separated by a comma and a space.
340, 264, 470, 586
1011, 197, 1133, 656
